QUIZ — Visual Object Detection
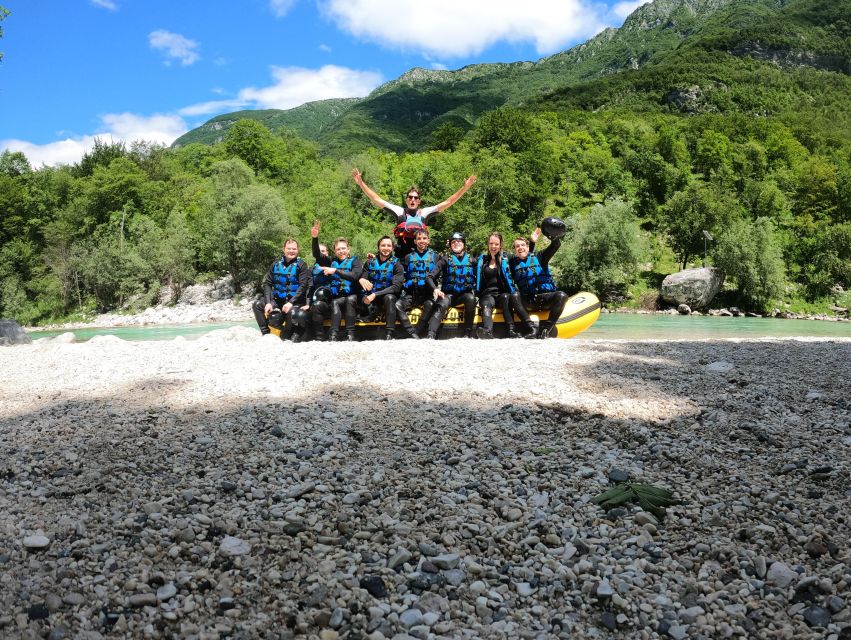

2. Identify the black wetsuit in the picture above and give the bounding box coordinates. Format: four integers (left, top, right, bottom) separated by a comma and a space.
509, 238, 567, 338
395, 247, 438, 337
474, 252, 534, 337
360, 254, 404, 337
252, 255, 311, 339
426, 252, 477, 338
311, 237, 363, 340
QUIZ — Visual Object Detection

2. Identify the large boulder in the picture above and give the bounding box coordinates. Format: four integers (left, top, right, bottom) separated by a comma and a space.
660, 267, 724, 309
0, 319, 33, 346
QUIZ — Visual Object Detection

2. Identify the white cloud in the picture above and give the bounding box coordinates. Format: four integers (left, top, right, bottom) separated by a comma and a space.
181, 64, 383, 116
148, 29, 201, 66
322, 0, 604, 57
91, 0, 118, 10
319, 44, 332, 53
269, 0, 298, 17
1, 114, 188, 167
612, 0, 647, 19
238, 65, 382, 109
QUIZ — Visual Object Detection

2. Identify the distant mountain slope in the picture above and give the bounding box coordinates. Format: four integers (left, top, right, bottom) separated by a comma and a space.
173, 0, 850, 154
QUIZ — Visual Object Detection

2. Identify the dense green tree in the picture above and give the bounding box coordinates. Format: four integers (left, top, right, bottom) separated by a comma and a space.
428, 123, 466, 152
714, 217, 786, 312
0, 5, 8, 63
195, 159, 293, 289
662, 180, 743, 268
554, 199, 645, 302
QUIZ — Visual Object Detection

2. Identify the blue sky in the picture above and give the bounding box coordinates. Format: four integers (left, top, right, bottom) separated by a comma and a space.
0, 0, 643, 166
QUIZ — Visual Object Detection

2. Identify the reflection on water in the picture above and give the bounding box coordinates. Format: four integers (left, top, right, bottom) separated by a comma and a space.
29, 314, 851, 343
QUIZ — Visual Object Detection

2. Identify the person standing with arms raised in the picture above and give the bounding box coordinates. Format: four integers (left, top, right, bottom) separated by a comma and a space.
351, 168, 477, 258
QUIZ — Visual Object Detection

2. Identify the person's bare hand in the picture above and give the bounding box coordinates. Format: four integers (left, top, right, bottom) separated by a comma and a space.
311, 220, 321, 238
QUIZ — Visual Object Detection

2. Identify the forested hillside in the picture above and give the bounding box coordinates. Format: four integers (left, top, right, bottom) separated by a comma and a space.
1, 0, 849, 325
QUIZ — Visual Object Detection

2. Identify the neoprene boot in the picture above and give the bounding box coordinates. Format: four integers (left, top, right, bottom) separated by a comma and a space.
507, 324, 522, 339
329, 331, 339, 342
346, 329, 356, 342
476, 327, 494, 339
537, 321, 554, 338
523, 321, 538, 339
384, 330, 394, 340
426, 331, 437, 340
464, 328, 474, 339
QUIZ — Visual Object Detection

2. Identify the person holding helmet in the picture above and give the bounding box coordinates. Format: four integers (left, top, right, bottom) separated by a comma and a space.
395, 228, 438, 339
424, 231, 477, 339
252, 238, 311, 341
310, 221, 363, 341
510, 217, 569, 339
359, 235, 404, 340
351, 168, 477, 258
475, 232, 537, 339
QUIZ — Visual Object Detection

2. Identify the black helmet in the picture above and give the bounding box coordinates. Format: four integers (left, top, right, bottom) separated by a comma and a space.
541, 217, 567, 240
290, 307, 308, 328
312, 286, 332, 304
267, 309, 284, 329
448, 231, 466, 247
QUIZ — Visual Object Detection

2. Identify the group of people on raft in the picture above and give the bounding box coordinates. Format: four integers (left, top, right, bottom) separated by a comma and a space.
251, 169, 570, 342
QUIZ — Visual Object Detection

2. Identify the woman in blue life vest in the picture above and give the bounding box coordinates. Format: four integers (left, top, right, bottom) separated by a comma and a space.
358, 235, 404, 340
310, 222, 363, 341
252, 238, 311, 340
475, 232, 536, 339
395, 229, 438, 339
510, 229, 568, 339
425, 231, 477, 339
352, 168, 477, 258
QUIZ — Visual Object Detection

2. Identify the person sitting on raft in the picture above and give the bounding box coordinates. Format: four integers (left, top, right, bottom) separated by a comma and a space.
424, 231, 477, 339
475, 232, 536, 340
358, 235, 405, 341
351, 168, 477, 258
510, 222, 568, 339
252, 238, 311, 340
395, 229, 438, 339
311, 222, 363, 342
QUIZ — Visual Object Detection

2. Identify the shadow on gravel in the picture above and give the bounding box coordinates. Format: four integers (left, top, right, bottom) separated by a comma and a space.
1, 340, 848, 639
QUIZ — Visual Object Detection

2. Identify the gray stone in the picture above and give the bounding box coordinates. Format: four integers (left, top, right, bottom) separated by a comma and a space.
388, 548, 413, 570
802, 606, 831, 628
668, 624, 689, 640
431, 553, 460, 570
219, 536, 251, 556
329, 607, 345, 628
128, 593, 157, 608
661, 267, 724, 309
705, 361, 734, 374
0, 319, 32, 345
286, 482, 316, 499
826, 596, 846, 613
766, 561, 798, 588
677, 304, 691, 315
22, 535, 50, 550
156, 584, 177, 601
399, 608, 423, 628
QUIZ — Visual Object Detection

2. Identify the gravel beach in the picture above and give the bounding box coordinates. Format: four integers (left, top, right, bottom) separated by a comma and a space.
1, 331, 849, 639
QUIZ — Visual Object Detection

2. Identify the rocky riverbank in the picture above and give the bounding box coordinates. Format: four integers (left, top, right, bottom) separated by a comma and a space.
1, 333, 849, 639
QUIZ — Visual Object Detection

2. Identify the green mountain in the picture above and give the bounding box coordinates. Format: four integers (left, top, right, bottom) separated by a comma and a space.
173, 0, 851, 154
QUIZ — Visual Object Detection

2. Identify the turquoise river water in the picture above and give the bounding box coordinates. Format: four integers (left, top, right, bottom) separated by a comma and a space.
29, 314, 851, 342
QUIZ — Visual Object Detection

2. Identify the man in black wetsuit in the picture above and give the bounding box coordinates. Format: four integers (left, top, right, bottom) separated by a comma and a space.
424, 231, 477, 339
311, 222, 364, 341
359, 235, 405, 340
252, 239, 311, 340
510, 228, 568, 339
352, 168, 477, 258
395, 229, 438, 339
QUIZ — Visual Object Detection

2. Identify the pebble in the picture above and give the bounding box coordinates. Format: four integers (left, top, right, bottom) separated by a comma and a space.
22, 535, 50, 550
767, 561, 798, 588
219, 536, 251, 556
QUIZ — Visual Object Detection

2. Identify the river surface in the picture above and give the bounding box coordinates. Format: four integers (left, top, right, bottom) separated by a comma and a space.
29, 314, 851, 342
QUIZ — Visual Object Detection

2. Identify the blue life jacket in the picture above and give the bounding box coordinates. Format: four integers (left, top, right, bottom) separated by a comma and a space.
475, 253, 517, 294
443, 253, 474, 294
330, 256, 356, 296
312, 263, 332, 289
365, 256, 398, 292
404, 248, 435, 289
512, 254, 556, 296
272, 258, 303, 300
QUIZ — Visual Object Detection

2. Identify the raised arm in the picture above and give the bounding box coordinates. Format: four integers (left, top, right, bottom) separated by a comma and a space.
434, 175, 477, 212
352, 168, 392, 209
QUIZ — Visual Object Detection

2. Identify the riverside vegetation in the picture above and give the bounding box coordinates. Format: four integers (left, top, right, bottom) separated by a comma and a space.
1, 0, 850, 326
